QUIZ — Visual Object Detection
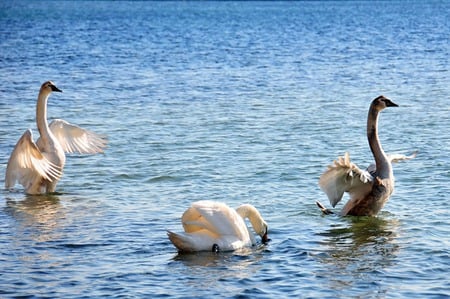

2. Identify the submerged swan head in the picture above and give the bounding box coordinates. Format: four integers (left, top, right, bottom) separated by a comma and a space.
371, 95, 398, 112
235, 204, 269, 243
40, 81, 62, 94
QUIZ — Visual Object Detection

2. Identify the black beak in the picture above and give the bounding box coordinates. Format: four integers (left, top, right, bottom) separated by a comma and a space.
261, 229, 270, 244
51, 85, 62, 92
386, 99, 398, 107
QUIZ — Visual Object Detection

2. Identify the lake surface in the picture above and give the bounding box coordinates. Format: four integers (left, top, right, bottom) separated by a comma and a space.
0, 1, 449, 298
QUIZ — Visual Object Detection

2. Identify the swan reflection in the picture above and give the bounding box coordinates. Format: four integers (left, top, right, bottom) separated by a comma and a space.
5, 194, 64, 243
316, 215, 399, 290
168, 246, 266, 287
171, 245, 266, 268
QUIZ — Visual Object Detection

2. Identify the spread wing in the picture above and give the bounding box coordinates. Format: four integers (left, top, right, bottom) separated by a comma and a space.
5, 129, 62, 189
319, 152, 373, 207
366, 151, 418, 174
181, 200, 248, 240
388, 151, 418, 163
44, 119, 107, 154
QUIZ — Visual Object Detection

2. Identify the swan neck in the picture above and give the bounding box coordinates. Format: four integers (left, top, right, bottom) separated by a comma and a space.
236, 205, 265, 236
36, 90, 52, 142
367, 106, 390, 175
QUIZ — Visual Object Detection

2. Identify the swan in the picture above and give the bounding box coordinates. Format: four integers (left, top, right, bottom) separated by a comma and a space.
167, 200, 269, 252
318, 95, 405, 216
5, 81, 107, 195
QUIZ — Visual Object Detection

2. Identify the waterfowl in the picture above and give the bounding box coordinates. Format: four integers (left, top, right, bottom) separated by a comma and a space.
5, 81, 107, 195
168, 200, 269, 252
318, 96, 403, 216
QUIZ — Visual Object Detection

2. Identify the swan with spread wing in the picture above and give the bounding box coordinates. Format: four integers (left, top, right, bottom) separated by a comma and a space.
318, 96, 413, 216
5, 81, 107, 195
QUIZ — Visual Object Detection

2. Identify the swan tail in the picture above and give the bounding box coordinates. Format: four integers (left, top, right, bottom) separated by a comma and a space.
167, 231, 197, 253
316, 201, 334, 215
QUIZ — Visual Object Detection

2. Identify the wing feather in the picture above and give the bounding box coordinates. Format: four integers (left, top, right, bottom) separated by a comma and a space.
5, 129, 62, 188
181, 201, 247, 240
319, 152, 373, 207
47, 119, 107, 154
366, 151, 418, 174
388, 151, 417, 163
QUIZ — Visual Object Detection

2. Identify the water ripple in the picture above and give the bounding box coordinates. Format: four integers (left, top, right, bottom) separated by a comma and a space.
1, 1, 449, 298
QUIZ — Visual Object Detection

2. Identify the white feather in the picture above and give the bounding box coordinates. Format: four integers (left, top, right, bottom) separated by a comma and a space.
5, 129, 62, 190
37, 119, 107, 154
168, 200, 267, 252
319, 152, 373, 208
5, 81, 107, 194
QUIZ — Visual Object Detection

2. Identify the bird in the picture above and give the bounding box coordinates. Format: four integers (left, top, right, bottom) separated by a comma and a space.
167, 200, 269, 252
318, 95, 406, 216
5, 81, 107, 195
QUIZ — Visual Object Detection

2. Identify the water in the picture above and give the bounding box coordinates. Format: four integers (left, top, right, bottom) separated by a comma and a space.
0, 1, 449, 298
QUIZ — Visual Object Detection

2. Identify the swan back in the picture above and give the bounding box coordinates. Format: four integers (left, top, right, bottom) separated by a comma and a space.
181, 200, 248, 241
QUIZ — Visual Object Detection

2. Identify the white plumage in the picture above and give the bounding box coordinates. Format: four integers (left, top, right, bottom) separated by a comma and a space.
5, 81, 107, 195
168, 200, 269, 252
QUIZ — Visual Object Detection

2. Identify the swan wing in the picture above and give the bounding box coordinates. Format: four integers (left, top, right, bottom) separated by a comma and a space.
366, 151, 418, 174
47, 119, 107, 154
182, 201, 248, 241
319, 152, 373, 207
5, 129, 62, 188
388, 151, 417, 163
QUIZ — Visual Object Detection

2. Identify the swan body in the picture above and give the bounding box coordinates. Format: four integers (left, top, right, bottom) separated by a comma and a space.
318, 96, 402, 216
167, 200, 269, 252
5, 81, 107, 195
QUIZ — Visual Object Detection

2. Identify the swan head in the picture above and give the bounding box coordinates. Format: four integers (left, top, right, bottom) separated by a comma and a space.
372, 95, 398, 111
40, 81, 62, 94
236, 204, 269, 244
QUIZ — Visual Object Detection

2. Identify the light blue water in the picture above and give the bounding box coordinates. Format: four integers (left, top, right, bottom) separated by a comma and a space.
0, 1, 449, 298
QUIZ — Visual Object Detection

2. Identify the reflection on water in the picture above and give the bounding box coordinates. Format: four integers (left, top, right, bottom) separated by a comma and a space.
316, 215, 400, 292
172, 250, 236, 267
168, 246, 266, 290
5, 194, 64, 243
171, 246, 264, 268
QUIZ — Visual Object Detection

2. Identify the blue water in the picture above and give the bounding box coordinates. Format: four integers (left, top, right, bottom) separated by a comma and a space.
1, 1, 449, 298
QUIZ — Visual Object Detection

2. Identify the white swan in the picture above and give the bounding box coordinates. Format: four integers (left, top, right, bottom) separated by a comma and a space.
318, 96, 406, 216
167, 200, 269, 252
5, 81, 107, 195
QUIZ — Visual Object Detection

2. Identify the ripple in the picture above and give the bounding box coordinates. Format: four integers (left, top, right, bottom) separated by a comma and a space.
146, 175, 181, 183
57, 243, 113, 249
1, 1, 449, 298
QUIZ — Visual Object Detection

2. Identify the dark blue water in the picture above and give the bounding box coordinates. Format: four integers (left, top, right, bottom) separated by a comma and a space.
1, 1, 449, 298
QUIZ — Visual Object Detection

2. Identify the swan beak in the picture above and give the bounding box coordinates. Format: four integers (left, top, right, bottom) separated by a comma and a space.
261, 229, 270, 244
386, 100, 398, 107
51, 86, 63, 92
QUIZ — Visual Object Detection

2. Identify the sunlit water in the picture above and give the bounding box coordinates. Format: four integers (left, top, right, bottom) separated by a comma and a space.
0, 1, 449, 298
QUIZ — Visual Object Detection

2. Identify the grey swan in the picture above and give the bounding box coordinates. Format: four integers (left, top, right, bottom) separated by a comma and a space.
318, 95, 408, 216
5, 81, 107, 195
